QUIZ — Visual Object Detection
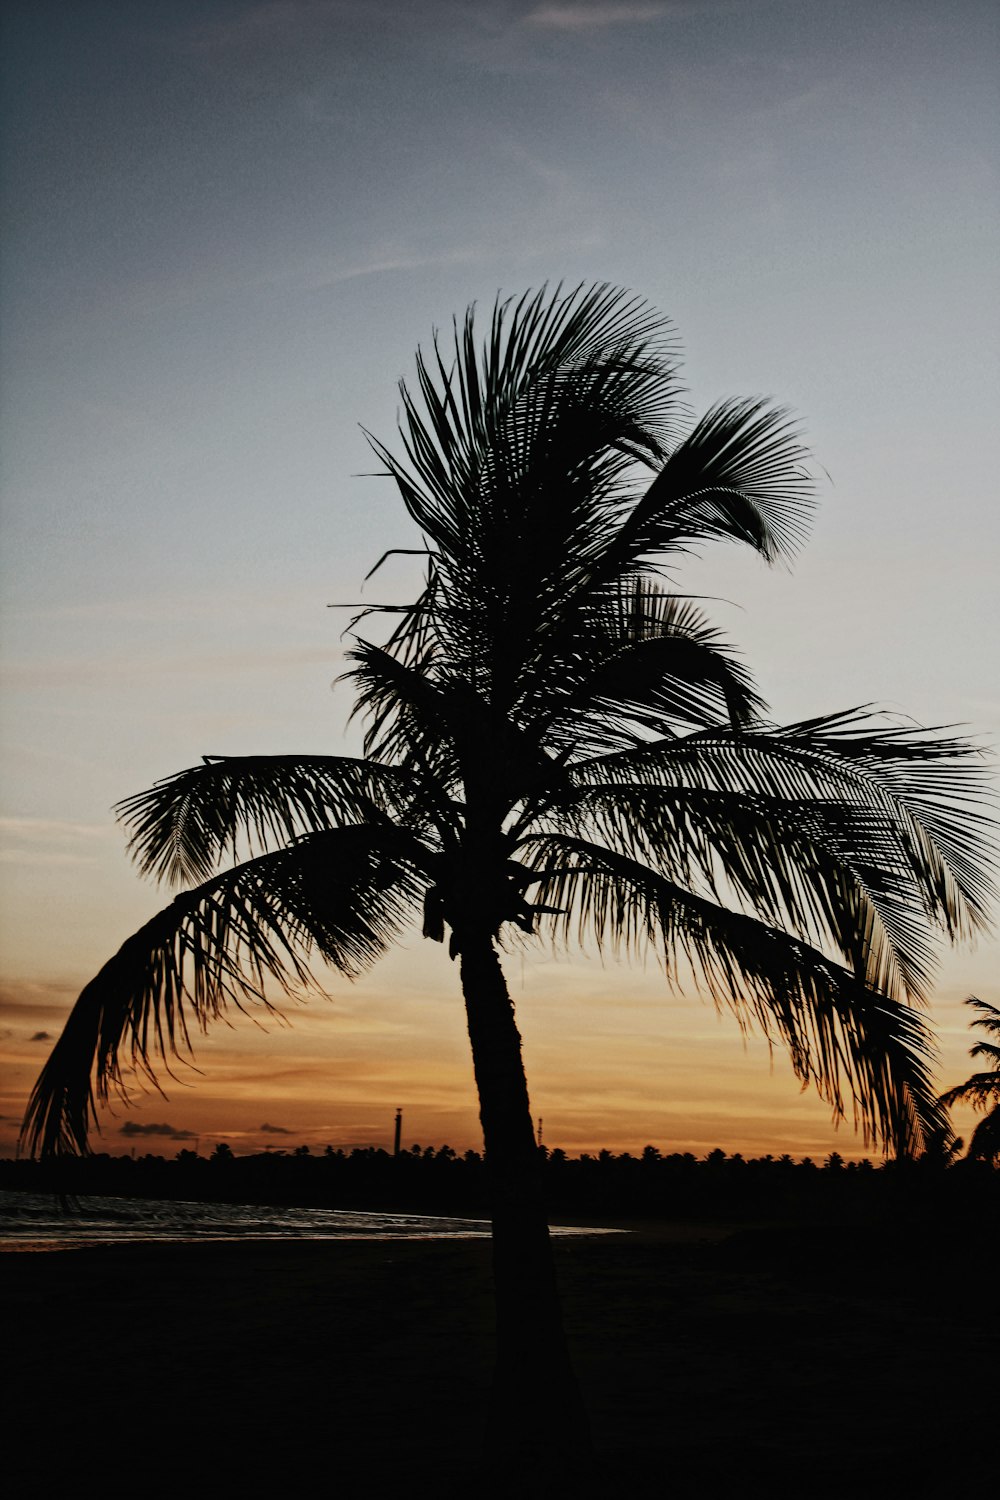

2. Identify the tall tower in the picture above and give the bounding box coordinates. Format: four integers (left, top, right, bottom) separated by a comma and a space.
393, 1107, 402, 1158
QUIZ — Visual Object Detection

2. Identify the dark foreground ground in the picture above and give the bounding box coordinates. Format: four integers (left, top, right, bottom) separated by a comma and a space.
3, 1217, 996, 1496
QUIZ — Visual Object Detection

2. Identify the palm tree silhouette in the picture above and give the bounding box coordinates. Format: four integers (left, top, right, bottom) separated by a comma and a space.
938, 998, 1000, 1162
21, 284, 994, 1479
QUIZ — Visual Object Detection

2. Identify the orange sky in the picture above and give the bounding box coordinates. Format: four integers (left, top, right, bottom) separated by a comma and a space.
1, 933, 991, 1163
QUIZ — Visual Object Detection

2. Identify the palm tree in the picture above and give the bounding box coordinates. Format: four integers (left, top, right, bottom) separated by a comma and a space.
938, 998, 1000, 1162
22, 284, 993, 1484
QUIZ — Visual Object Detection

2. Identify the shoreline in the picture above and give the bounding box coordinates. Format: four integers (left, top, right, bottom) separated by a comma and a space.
0, 1188, 629, 1250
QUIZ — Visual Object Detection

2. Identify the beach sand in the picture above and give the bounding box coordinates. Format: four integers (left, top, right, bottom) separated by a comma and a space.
4, 1220, 995, 1495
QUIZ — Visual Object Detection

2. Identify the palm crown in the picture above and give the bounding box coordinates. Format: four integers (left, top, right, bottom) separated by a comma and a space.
23, 283, 994, 1163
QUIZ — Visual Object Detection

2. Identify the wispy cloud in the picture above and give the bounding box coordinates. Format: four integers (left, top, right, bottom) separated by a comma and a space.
0, 818, 111, 869
0, 850, 100, 868
526, 0, 767, 28
296, 243, 486, 293
1, 645, 341, 693
527, 2, 668, 28
113, 235, 489, 318
8, 589, 309, 626
0, 980, 82, 1019
0, 817, 112, 842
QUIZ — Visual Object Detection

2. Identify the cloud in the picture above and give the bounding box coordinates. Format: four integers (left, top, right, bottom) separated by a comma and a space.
0, 850, 100, 868
29, 1031, 52, 1042
0, 980, 81, 1024
527, 2, 668, 28
0, 818, 111, 870
119, 1121, 196, 1140
0, 817, 111, 841
296, 243, 484, 293
525, 0, 755, 26
259, 1121, 292, 1134
1, 645, 341, 693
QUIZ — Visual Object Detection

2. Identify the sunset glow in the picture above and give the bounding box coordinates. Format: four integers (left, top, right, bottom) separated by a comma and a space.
2, 0, 997, 1165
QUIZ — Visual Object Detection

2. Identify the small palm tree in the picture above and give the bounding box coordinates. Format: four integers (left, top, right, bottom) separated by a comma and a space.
939, 998, 1000, 1162
22, 284, 993, 1481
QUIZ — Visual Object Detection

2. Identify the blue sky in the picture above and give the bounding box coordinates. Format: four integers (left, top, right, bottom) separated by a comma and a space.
1, 0, 997, 1155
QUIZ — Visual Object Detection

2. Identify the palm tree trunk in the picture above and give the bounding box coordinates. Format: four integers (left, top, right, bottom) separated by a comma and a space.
460, 930, 595, 1493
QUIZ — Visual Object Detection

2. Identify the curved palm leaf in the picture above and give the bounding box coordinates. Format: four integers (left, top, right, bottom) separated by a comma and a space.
527, 587, 765, 753
347, 639, 566, 826
347, 640, 459, 771
965, 995, 1000, 1036
937, 1073, 1000, 1111
22, 825, 432, 1157
117, 754, 418, 887
520, 832, 945, 1153
574, 711, 995, 943
614, 398, 814, 566
533, 783, 938, 1002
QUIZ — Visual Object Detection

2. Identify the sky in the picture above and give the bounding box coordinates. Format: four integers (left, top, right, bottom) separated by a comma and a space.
1, 0, 998, 1160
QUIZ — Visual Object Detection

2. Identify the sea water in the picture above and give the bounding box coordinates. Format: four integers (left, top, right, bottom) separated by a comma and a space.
0, 1190, 620, 1249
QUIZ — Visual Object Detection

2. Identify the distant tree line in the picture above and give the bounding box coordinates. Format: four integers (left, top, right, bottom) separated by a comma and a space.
2, 1141, 995, 1226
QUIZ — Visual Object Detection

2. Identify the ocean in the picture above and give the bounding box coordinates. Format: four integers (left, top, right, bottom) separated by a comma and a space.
0, 1190, 619, 1249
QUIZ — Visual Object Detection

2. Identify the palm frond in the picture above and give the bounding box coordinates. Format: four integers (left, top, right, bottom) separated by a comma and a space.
347, 639, 564, 824
965, 995, 1000, 1036
520, 832, 945, 1153
528, 585, 765, 753
575, 710, 996, 944
601, 398, 814, 572
365, 282, 684, 558
937, 1073, 1000, 1111
117, 754, 417, 887
777, 711, 997, 936
21, 826, 432, 1157
345, 641, 464, 793
533, 783, 938, 1003
428, 363, 666, 703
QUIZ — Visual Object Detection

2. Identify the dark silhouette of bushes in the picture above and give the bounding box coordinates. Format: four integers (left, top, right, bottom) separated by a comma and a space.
2, 1142, 994, 1231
